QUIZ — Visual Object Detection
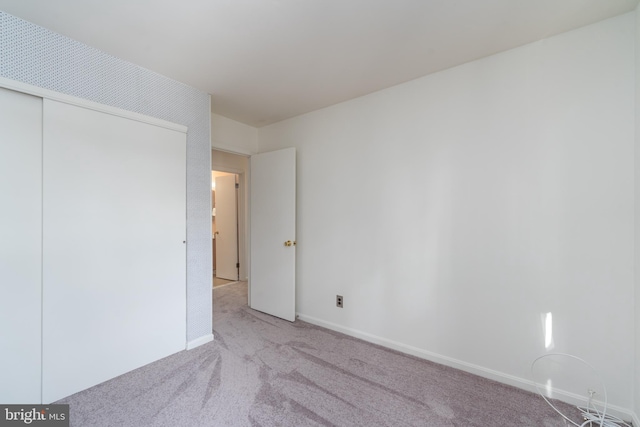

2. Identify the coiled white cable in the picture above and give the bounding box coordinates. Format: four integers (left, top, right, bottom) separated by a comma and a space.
530, 353, 630, 427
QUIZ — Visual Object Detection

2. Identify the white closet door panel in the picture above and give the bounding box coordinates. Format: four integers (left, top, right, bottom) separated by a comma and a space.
42, 99, 186, 403
0, 88, 43, 403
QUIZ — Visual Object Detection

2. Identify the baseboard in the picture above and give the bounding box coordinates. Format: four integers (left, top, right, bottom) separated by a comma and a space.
296, 313, 636, 424
186, 333, 214, 350
213, 281, 239, 289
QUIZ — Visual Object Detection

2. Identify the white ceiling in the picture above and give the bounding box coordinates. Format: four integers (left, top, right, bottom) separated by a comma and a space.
0, 0, 637, 127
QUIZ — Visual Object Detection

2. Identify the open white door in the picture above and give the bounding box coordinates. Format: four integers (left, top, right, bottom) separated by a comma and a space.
250, 148, 296, 321
215, 174, 238, 280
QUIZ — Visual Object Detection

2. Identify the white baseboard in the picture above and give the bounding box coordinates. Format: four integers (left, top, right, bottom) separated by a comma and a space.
296, 313, 636, 424
186, 333, 214, 350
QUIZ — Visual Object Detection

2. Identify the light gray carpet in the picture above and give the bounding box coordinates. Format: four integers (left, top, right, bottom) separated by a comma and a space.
58, 281, 582, 426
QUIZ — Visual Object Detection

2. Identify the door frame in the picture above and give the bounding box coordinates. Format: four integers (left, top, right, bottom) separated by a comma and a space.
210, 147, 297, 318
212, 172, 239, 281
211, 150, 250, 302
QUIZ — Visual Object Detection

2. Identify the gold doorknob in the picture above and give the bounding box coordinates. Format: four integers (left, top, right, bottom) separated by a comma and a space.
284, 240, 292, 247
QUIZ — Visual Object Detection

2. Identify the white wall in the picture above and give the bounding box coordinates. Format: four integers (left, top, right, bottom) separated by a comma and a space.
259, 13, 636, 411
212, 149, 250, 172
212, 113, 259, 155
634, 5, 640, 422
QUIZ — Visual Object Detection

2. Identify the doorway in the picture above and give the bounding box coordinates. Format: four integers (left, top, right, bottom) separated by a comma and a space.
211, 147, 296, 322
211, 149, 249, 293
212, 170, 239, 286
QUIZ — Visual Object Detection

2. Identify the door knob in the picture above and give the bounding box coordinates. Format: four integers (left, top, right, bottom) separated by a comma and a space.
284, 240, 296, 247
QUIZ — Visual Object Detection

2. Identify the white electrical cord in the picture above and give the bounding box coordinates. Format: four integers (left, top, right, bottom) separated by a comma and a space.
530, 353, 631, 427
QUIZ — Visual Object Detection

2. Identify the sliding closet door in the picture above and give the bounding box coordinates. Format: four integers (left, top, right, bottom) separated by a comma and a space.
42, 99, 186, 403
0, 88, 43, 403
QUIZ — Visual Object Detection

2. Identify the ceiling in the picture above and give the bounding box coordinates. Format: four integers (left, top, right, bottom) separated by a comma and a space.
0, 0, 637, 127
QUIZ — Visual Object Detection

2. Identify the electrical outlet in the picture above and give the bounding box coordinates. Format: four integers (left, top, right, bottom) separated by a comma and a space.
336, 295, 343, 308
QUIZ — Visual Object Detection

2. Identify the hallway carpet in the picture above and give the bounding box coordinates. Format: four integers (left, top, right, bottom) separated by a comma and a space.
58, 281, 581, 426
213, 276, 237, 288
